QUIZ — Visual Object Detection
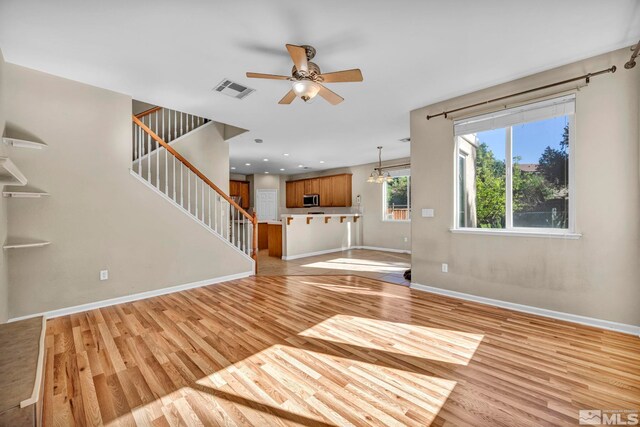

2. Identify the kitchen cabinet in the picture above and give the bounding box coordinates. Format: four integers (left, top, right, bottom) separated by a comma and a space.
285, 174, 352, 208
304, 178, 320, 194
229, 180, 250, 209
285, 181, 304, 208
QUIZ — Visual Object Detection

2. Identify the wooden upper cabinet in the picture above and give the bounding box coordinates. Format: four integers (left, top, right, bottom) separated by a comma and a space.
229, 180, 240, 196
319, 177, 333, 207
239, 183, 250, 209
285, 181, 305, 208
294, 181, 305, 207
330, 174, 352, 207
304, 178, 320, 195
286, 174, 352, 208
229, 180, 250, 209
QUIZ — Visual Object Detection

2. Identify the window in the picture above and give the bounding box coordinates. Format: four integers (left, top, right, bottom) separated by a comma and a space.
454, 95, 574, 233
383, 169, 410, 221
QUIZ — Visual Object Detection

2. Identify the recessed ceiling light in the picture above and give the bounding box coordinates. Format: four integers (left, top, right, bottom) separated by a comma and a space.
264, 171, 269, 174
280, 168, 285, 171
231, 167, 236, 170
263, 158, 269, 162
319, 160, 325, 164
284, 153, 290, 156
245, 163, 251, 166
298, 164, 304, 168
254, 138, 263, 144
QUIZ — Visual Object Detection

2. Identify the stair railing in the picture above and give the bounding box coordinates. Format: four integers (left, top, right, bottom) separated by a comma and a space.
133, 106, 210, 161
132, 115, 258, 270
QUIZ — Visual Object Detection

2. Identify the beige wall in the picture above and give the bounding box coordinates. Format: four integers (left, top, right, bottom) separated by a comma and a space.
285, 159, 412, 252
283, 216, 362, 258
0, 49, 8, 322
410, 47, 640, 326
4, 64, 252, 319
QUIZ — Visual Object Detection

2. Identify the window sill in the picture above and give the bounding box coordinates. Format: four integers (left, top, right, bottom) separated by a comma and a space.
382, 219, 411, 223
450, 228, 581, 239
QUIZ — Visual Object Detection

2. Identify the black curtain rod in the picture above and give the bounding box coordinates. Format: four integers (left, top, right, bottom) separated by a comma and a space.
426, 66, 616, 120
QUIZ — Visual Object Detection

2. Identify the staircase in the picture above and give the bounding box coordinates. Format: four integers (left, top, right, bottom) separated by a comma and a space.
131, 107, 257, 268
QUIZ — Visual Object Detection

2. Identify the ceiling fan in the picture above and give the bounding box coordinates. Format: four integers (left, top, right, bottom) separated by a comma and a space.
246, 44, 363, 105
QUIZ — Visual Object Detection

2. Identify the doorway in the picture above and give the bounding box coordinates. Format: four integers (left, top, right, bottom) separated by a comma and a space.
255, 189, 278, 221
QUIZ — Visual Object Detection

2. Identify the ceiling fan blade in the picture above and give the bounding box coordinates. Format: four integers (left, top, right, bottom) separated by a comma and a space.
286, 44, 308, 73
246, 72, 290, 80
278, 89, 297, 104
319, 69, 363, 83
317, 84, 344, 105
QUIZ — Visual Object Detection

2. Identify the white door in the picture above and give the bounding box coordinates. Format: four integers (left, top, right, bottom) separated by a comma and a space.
256, 189, 278, 221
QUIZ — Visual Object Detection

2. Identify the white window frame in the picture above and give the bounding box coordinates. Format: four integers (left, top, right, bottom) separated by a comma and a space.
451, 97, 579, 239
382, 174, 411, 222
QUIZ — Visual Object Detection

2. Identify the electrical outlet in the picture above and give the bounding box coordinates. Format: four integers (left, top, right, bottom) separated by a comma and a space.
441, 263, 448, 273
100, 270, 109, 281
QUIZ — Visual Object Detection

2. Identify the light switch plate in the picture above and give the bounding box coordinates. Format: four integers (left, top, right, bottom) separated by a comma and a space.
100, 270, 109, 281
422, 208, 434, 218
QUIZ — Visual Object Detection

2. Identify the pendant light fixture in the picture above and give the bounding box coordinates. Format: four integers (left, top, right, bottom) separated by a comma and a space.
367, 146, 393, 184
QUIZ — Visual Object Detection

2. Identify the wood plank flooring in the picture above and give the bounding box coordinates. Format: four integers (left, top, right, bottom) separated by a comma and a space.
43, 275, 640, 426
257, 249, 411, 286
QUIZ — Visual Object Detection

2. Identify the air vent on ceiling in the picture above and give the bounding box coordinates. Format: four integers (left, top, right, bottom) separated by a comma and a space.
214, 79, 255, 99
399, 137, 411, 143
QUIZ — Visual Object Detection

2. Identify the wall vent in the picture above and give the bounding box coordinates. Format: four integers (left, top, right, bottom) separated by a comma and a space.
213, 79, 255, 100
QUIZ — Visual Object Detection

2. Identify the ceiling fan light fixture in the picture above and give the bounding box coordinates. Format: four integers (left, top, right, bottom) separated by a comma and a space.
292, 80, 321, 101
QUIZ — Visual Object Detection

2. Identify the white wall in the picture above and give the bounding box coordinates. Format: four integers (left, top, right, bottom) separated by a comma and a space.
0, 49, 8, 322
285, 159, 412, 252
410, 47, 639, 326
4, 63, 253, 319
283, 216, 362, 259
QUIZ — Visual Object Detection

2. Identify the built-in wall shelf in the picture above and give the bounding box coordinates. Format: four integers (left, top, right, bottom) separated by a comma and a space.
0, 157, 28, 186
2, 137, 47, 150
3, 239, 51, 250
3, 191, 49, 198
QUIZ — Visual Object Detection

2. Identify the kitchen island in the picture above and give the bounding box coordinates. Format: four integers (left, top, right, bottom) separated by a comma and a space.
280, 214, 362, 260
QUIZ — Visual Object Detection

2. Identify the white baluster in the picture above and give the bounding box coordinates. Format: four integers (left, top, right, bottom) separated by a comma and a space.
180, 163, 184, 207
195, 178, 198, 218
147, 131, 151, 181
156, 137, 160, 188
208, 188, 211, 227
174, 110, 177, 141
188, 170, 191, 213
172, 156, 176, 201
201, 181, 205, 221
138, 127, 142, 175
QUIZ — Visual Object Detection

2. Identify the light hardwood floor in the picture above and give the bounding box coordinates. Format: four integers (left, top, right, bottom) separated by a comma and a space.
257, 249, 411, 286
43, 275, 640, 426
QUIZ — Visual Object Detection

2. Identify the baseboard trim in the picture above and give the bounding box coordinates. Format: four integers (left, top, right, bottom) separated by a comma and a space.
357, 246, 411, 254
282, 246, 411, 260
410, 283, 640, 336
8, 271, 253, 322
283, 248, 346, 260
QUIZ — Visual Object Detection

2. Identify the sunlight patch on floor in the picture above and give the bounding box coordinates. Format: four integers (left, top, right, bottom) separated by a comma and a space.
301, 257, 410, 273
186, 341, 458, 426
298, 315, 484, 365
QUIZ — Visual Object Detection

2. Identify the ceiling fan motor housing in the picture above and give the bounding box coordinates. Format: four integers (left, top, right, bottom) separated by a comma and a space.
292, 62, 321, 80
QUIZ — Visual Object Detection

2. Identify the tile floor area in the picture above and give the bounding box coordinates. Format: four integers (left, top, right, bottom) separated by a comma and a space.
257, 249, 411, 285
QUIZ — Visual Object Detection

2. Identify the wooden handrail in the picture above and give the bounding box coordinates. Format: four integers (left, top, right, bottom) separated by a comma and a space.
133, 115, 254, 223
135, 106, 162, 119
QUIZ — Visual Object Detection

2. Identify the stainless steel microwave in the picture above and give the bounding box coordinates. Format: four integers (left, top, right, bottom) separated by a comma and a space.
303, 194, 320, 207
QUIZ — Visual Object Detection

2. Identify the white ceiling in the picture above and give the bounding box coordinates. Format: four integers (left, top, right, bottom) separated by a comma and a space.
1, 1, 638, 175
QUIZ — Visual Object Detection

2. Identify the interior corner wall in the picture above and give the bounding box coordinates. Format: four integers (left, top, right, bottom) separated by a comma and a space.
410, 47, 640, 326
0, 49, 8, 323
4, 63, 252, 319
285, 159, 412, 252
